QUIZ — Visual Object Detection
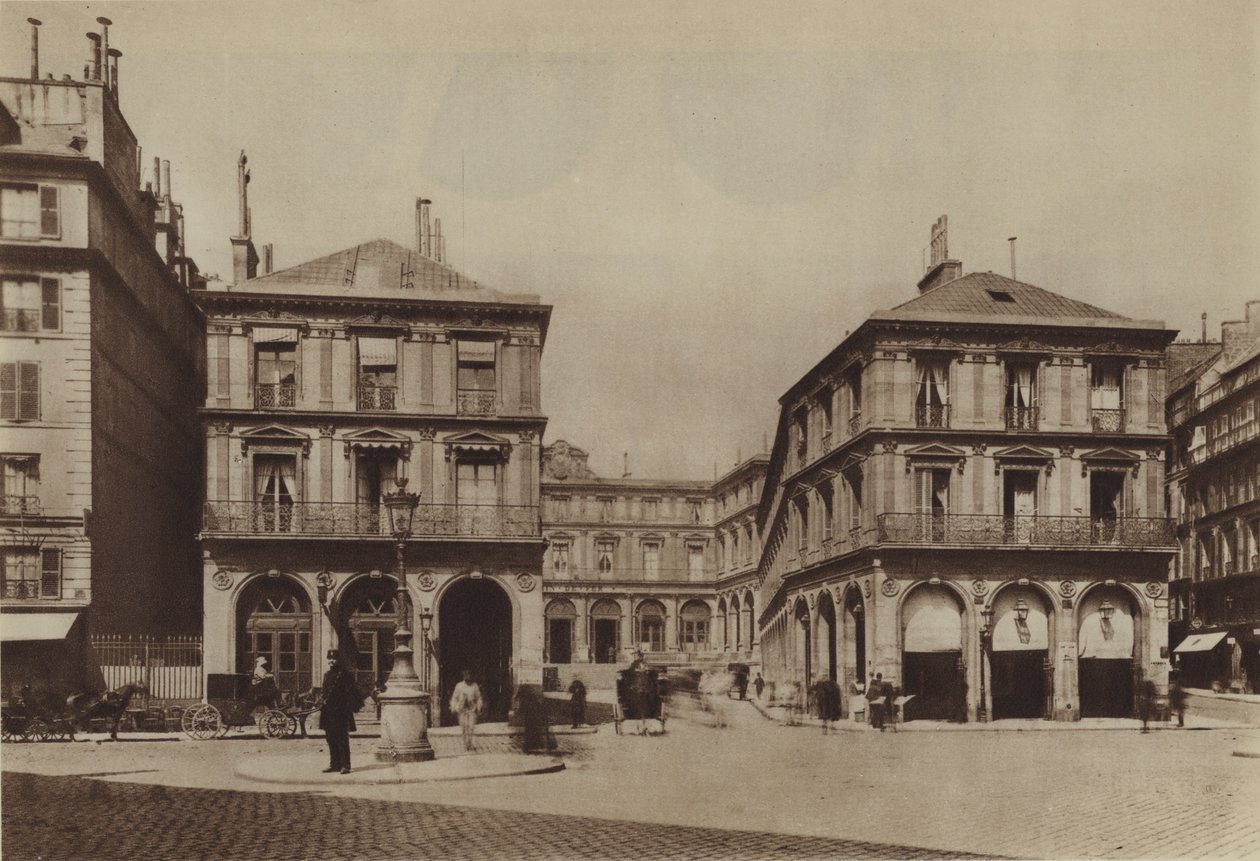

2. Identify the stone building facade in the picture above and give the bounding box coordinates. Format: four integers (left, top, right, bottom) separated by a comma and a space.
0, 23, 205, 692
755, 233, 1177, 722
712, 455, 768, 663
1166, 302, 1260, 692
194, 193, 549, 724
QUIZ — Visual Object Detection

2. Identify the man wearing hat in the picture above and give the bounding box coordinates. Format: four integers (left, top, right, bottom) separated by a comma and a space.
318, 647, 359, 774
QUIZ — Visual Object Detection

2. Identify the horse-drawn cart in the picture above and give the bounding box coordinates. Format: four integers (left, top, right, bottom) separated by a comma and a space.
182, 674, 316, 740
2, 691, 78, 742
613, 665, 668, 735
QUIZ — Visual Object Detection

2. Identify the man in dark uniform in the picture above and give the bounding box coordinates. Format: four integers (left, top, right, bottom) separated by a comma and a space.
318, 649, 359, 774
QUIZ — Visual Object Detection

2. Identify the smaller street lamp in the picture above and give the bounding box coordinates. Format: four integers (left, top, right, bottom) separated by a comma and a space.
1014, 598, 1030, 622
978, 606, 995, 723
418, 605, 434, 696
1098, 600, 1115, 620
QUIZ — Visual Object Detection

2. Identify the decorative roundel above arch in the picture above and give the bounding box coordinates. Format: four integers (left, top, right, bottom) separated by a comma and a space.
315, 570, 335, 590
212, 570, 233, 591
971, 579, 988, 597
1058, 580, 1077, 598
516, 573, 537, 592
416, 571, 438, 592
1144, 581, 1164, 599
880, 578, 900, 598
862, 579, 872, 598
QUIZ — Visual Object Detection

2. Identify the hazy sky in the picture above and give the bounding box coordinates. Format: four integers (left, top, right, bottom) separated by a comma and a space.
3, 1, 1257, 480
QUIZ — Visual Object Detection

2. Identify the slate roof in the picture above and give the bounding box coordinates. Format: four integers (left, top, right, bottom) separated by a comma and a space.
1167, 342, 1222, 394
878, 271, 1127, 323
238, 239, 539, 304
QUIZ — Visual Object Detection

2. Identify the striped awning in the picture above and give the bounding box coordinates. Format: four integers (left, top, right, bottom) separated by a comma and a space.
358, 337, 397, 366
252, 327, 297, 343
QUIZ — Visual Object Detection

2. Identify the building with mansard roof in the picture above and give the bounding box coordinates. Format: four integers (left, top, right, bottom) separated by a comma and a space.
194, 185, 549, 724
0, 21, 205, 694
1166, 301, 1260, 693
755, 220, 1177, 723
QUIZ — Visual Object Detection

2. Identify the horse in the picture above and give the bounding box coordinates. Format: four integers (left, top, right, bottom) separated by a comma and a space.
67, 682, 149, 740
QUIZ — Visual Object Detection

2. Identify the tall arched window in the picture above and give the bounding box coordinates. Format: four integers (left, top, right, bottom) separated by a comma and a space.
680, 600, 710, 651
636, 600, 666, 651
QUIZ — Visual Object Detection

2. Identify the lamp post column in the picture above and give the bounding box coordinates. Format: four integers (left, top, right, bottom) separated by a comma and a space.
375, 482, 435, 763
978, 608, 993, 723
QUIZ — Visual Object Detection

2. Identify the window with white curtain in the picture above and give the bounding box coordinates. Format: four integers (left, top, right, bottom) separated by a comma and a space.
254, 454, 297, 531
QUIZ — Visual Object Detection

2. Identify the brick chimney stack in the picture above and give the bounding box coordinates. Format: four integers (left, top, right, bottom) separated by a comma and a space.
230, 151, 259, 284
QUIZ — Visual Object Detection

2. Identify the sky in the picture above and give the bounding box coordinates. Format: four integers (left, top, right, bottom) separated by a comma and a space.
3, 1, 1257, 480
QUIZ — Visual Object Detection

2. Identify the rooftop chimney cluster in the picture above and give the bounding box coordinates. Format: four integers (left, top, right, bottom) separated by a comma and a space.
22, 17, 123, 98
415, 197, 447, 263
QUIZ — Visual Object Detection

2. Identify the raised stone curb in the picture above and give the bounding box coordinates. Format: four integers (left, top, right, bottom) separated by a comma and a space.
234, 750, 565, 785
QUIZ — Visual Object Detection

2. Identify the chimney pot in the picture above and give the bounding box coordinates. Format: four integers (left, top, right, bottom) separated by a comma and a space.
27, 18, 41, 81
86, 33, 102, 81
96, 18, 112, 89
161, 160, 171, 200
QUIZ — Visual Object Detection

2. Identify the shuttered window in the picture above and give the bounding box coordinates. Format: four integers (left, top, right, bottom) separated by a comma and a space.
1, 362, 40, 420
40, 279, 59, 331
39, 186, 60, 237
40, 547, 61, 599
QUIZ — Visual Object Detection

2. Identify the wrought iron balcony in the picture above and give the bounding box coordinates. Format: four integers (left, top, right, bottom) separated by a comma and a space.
1090, 408, 1125, 433
875, 513, 1175, 548
202, 501, 540, 538
0, 495, 40, 516
255, 383, 296, 409
2, 580, 41, 599
915, 404, 950, 428
1004, 405, 1039, 430
357, 384, 397, 411
821, 432, 834, 453
457, 389, 496, 416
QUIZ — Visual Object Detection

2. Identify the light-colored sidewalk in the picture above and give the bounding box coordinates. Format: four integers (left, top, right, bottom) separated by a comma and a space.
234, 749, 565, 785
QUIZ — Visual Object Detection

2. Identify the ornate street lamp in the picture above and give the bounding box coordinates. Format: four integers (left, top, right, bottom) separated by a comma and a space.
978, 606, 995, 723
1014, 598, 1029, 622
418, 605, 435, 700
375, 478, 434, 763
1098, 600, 1115, 620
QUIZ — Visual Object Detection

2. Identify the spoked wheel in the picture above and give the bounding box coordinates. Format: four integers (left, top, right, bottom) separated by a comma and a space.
258, 710, 297, 740
24, 718, 50, 743
182, 704, 222, 740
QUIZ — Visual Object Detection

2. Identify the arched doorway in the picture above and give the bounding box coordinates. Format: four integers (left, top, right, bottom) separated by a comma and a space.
235, 576, 312, 696
544, 599, 576, 664
902, 585, 965, 722
591, 599, 621, 663
635, 600, 666, 652
794, 598, 811, 684
438, 578, 512, 725
338, 576, 398, 698
990, 587, 1052, 720
843, 587, 866, 690
817, 592, 838, 682
1078, 587, 1137, 717
680, 600, 710, 652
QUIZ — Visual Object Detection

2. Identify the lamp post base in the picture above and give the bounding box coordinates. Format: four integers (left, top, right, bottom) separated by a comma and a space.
375, 690, 435, 763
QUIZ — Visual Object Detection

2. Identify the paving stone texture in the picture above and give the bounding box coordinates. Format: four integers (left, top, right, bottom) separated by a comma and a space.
3, 699, 1258, 860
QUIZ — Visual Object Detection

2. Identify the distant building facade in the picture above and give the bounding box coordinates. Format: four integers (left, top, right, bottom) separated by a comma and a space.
194, 192, 549, 723
0, 23, 205, 692
1166, 302, 1260, 693
755, 226, 1177, 722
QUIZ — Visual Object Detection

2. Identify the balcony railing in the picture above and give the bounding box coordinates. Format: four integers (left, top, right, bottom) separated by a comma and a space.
457, 389, 496, 416
357, 385, 397, 411
821, 432, 834, 453
875, 513, 1175, 547
2, 580, 41, 599
0, 495, 40, 515
255, 383, 296, 409
1191, 419, 1259, 466
1004, 405, 1039, 430
915, 404, 950, 428
202, 501, 540, 538
0, 309, 41, 332
1091, 408, 1125, 433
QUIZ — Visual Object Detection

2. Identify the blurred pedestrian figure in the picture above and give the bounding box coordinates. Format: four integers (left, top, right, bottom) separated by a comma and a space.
736, 672, 748, 701
251, 656, 279, 709
753, 673, 765, 700
1169, 676, 1187, 728
515, 684, 552, 754
884, 682, 899, 731
1138, 678, 1156, 733
449, 669, 484, 751
567, 677, 587, 728
867, 673, 885, 730
816, 677, 842, 734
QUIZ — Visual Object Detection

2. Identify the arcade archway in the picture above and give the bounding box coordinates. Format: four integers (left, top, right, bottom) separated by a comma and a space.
438, 578, 512, 725
989, 586, 1052, 720
235, 576, 312, 696
901, 584, 965, 722
1078, 587, 1137, 718
338, 576, 398, 698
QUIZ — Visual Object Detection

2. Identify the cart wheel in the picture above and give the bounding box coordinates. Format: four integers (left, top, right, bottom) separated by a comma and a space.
258, 710, 295, 740
183, 704, 221, 740
25, 718, 50, 743
1, 719, 16, 743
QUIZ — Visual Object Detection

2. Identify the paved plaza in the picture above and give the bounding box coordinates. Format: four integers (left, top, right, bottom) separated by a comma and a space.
3, 701, 1258, 860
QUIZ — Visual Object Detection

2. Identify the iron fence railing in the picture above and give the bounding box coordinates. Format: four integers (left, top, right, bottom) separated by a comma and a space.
916, 404, 950, 428
875, 513, 1175, 547
357, 384, 397, 411
0, 309, 41, 332
456, 389, 496, 415
2, 580, 41, 599
91, 634, 203, 702
203, 500, 540, 538
255, 383, 296, 408
0, 495, 40, 515
1090, 408, 1125, 433
1004, 405, 1039, 430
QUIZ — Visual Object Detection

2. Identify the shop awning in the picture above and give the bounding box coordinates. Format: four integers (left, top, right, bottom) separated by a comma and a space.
0, 612, 78, 642
1173, 631, 1229, 653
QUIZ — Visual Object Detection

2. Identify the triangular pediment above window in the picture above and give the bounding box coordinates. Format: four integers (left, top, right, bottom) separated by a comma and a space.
902, 443, 967, 458
239, 425, 311, 454
445, 430, 512, 460
1079, 446, 1140, 463
343, 427, 412, 456
344, 314, 411, 331
991, 444, 1054, 461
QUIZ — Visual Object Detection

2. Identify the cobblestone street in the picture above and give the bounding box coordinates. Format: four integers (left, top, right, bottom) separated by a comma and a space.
3, 702, 1259, 860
